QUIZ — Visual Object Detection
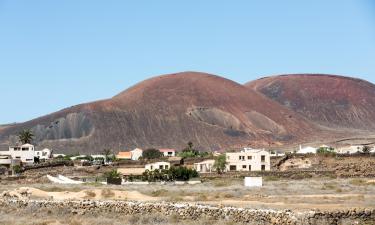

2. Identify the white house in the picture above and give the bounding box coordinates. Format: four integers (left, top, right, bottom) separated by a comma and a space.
35, 148, 52, 160
194, 159, 215, 173
130, 148, 143, 160
145, 161, 171, 171
335, 145, 363, 154
297, 145, 317, 154
2, 144, 35, 164
225, 148, 270, 172
159, 149, 176, 157
269, 150, 285, 157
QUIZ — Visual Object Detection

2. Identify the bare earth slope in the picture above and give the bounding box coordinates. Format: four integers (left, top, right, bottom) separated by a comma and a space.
0, 72, 317, 153
246, 74, 375, 131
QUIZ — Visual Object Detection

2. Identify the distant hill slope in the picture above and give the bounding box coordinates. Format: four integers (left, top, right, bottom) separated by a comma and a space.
246, 74, 375, 130
0, 72, 318, 153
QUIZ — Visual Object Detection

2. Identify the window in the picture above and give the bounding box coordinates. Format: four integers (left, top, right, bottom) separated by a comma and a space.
247, 156, 252, 160
229, 165, 236, 171
22, 147, 28, 151
159, 165, 163, 169
261, 165, 266, 171
239, 156, 245, 161
26, 159, 33, 161
150, 165, 153, 170
242, 165, 246, 169
261, 155, 265, 162
16, 157, 21, 159
165, 165, 169, 169
249, 165, 252, 171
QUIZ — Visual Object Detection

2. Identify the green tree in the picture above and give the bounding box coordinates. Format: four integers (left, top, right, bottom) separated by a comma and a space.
178, 142, 199, 158
18, 129, 34, 144
213, 155, 227, 174
362, 145, 371, 154
143, 148, 163, 159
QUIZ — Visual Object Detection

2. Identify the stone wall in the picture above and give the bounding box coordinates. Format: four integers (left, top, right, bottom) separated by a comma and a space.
0, 198, 374, 225
200, 170, 335, 179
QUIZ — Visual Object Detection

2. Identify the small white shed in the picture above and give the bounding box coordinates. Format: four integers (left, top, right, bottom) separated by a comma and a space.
244, 177, 263, 187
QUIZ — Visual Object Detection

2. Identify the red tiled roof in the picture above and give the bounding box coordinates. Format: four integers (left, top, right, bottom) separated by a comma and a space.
159, 149, 176, 152
116, 151, 132, 159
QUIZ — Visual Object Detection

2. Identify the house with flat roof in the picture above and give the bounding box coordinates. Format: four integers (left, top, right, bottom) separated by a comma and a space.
145, 161, 171, 171
1, 144, 35, 164
194, 159, 215, 173
225, 148, 270, 172
35, 148, 52, 161
159, 149, 176, 157
335, 145, 363, 154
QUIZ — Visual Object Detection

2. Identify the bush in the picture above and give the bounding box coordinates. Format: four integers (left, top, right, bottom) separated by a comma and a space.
143, 148, 163, 159
141, 166, 199, 182
12, 165, 22, 174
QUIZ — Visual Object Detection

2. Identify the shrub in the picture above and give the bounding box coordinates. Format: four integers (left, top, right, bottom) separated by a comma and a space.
84, 190, 96, 198
141, 167, 199, 182
143, 148, 163, 159
101, 189, 115, 198
12, 165, 22, 174
213, 155, 226, 174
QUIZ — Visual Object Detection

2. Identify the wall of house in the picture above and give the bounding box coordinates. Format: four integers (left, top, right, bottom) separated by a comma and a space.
225, 151, 270, 171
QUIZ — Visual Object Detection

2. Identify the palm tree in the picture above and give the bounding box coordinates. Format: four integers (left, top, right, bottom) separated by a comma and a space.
103, 148, 113, 162
18, 129, 34, 144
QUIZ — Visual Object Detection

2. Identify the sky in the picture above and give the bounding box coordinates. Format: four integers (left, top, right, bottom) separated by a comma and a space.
0, 0, 374, 124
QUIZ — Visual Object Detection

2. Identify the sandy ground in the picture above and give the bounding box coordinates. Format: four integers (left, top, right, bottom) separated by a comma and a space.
3, 186, 158, 202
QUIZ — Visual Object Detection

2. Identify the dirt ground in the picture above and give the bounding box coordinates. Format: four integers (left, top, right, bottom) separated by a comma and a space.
1, 177, 375, 211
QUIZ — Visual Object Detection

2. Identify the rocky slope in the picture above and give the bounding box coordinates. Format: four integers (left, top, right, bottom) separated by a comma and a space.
246, 74, 375, 130
0, 72, 317, 153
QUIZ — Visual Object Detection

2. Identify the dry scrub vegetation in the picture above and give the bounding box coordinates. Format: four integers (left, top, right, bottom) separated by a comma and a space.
0, 210, 241, 225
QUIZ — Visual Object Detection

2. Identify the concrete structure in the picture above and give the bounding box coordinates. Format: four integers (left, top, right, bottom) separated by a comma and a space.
335, 145, 363, 154
0, 144, 35, 164
130, 148, 143, 160
35, 148, 52, 161
244, 177, 263, 187
194, 159, 215, 173
145, 161, 171, 171
226, 148, 270, 172
297, 145, 317, 154
159, 149, 176, 157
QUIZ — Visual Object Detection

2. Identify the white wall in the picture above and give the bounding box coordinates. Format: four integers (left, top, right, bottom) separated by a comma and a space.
145, 162, 171, 171
226, 149, 270, 172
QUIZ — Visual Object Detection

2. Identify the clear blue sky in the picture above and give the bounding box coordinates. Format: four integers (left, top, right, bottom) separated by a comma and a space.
0, 0, 374, 124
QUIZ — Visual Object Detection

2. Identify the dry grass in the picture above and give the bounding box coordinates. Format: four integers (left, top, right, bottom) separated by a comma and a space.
84, 190, 96, 198
101, 189, 115, 198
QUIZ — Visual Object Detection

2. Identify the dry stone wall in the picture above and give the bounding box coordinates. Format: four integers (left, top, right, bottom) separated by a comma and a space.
0, 198, 374, 225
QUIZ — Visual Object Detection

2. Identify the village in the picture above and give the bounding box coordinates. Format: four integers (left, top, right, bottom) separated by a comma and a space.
1, 130, 375, 186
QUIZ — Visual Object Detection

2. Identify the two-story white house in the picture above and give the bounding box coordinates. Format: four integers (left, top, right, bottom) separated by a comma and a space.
225, 148, 270, 172
4, 144, 35, 164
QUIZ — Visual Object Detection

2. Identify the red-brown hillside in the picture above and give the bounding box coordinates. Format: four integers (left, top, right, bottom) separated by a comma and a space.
0, 72, 317, 153
246, 74, 375, 130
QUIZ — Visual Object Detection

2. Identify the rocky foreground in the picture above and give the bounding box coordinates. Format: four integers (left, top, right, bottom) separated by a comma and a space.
0, 197, 374, 225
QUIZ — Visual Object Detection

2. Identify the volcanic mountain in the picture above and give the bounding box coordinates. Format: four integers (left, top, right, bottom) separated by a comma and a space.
246, 74, 375, 131
0, 72, 317, 153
